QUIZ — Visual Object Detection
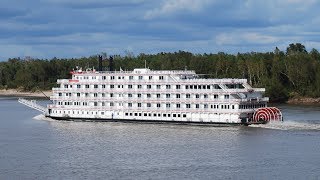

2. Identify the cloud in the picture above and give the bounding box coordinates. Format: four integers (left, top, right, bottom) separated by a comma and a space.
0, 0, 320, 60
144, 0, 212, 19
216, 32, 278, 46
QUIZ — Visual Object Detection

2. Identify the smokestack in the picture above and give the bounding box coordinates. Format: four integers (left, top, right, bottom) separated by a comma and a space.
98, 55, 103, 71
109, 55, 114, 71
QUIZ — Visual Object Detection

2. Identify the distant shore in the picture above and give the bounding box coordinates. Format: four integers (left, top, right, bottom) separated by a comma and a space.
286, 97, 320, 105
0, 89, 52, 98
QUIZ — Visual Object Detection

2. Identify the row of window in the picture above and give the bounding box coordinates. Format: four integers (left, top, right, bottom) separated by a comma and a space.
51, 109, 188, 118
61, 84, 229, 90
58, 93, 229, 99
239, 104, 266, 109
125, 112, 187, 118
76, 75, 165, 81
57, 101, 236, 109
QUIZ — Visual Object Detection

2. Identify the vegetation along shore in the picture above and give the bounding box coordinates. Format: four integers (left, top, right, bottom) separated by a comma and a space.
1, 43, 319, 104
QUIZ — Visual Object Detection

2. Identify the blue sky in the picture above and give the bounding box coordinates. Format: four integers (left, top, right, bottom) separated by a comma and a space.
1, 0, 320, 60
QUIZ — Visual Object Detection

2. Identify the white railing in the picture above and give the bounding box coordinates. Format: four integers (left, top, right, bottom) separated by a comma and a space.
18, 98, 46, 113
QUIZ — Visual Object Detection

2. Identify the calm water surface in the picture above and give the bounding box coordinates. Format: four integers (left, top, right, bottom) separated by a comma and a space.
0, 98, 320, 179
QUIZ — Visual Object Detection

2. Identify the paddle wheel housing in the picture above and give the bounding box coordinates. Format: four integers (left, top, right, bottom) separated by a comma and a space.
252, 107, 283, 123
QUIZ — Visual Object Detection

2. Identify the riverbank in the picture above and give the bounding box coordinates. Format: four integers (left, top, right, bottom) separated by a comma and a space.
0, 89, 52, 98
286, 97, 320, 105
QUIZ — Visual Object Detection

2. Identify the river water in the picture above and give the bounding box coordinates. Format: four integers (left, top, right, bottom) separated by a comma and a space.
0, 97, 319, 179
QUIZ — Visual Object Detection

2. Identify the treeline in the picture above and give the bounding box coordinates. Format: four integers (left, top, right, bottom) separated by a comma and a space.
1, 43, 320, 102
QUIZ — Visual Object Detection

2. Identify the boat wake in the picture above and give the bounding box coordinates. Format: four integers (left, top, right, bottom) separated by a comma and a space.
33, 114, 55, 121
250, 121, 320, 131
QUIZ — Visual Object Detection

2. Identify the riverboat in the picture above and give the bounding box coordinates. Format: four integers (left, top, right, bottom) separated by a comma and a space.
19, 56, 282, 125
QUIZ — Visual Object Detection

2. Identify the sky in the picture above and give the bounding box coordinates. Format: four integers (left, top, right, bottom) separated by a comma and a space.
1, 0, 320, 60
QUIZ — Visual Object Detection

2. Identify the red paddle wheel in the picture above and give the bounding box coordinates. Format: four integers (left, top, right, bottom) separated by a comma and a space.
252, 107, 282, 123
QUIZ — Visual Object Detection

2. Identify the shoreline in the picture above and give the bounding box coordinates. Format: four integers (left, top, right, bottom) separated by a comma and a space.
286, 97, 320, 105
0, 89, 52, 98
